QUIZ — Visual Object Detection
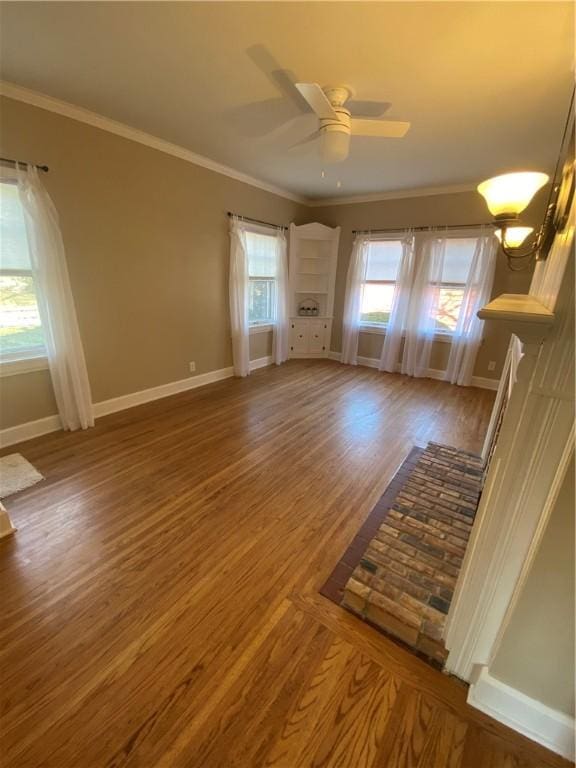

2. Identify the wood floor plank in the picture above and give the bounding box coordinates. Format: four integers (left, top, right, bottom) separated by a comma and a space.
262, 635, 361, 768
375, 684, 440, 767
301, 659, 400, 768
415, 709, 469, 768
0, 361, 569, 768
461, 725, 536, 768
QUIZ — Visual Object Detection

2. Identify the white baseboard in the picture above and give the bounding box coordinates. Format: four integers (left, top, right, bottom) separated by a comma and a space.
468, 667, 575, 760
93, 366, 235, 418
250, 355, 274, 371
0, 414, 62, 449
470, 375, 500, 391
328, 351, 381, 369
327, 351, 499, 390
0, 354, 494, 448
358, 354, 380, 369
0, 356, 274, 449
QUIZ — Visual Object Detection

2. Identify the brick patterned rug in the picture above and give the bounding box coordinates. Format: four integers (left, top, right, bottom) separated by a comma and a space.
320, 442, 484, 667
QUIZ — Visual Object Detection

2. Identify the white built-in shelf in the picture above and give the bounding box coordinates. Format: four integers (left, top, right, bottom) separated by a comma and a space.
288, 222, 340, 359
478, 293, 555, 325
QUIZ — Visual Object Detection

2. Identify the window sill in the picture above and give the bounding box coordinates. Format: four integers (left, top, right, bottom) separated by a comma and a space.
432, 332, 454, 344
358, 325, 455, 344
359, 323, 388, 335
249, 323, 274, 335
0, 355, 49, 378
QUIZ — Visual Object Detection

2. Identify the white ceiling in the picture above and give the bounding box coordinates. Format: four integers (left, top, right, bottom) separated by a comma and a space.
0, 2, 573, 201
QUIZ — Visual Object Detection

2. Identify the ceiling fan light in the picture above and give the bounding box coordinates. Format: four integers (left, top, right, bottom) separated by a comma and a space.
477, 172, 549, 217
495, 226, 534, 249
320, 128, 350, 163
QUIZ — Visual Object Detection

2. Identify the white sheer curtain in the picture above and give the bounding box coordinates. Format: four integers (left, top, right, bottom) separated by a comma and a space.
402, 229, 497, 384
17, 165, 94, 431
445, 231, 497, 385
272, 228, 289, 366
341, 234, 370, 365
401, 234, 446, 378
229, 216, 250, 377
379, 233, 415, 373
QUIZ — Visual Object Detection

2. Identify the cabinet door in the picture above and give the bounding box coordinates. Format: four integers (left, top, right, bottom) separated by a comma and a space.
309, 320, 327, 354
290, 320, 309, 354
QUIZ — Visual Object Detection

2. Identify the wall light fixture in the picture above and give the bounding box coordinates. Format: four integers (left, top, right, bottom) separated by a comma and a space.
477, 92, 574, 271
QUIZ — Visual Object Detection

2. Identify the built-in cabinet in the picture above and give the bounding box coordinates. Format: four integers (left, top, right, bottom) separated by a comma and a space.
288, 222, 340, 358
290, 317, 331, 356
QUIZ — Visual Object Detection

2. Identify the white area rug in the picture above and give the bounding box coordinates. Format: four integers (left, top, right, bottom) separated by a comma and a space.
0, 453, 44, 498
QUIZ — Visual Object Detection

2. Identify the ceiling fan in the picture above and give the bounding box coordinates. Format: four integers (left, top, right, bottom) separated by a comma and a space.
293, 83, 410, 163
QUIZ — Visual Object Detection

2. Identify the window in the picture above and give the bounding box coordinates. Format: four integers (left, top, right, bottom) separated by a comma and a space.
360, 239, 404, 326
246, 231, 277, 326
434, 238, 476, 333
0, 182, 46, 362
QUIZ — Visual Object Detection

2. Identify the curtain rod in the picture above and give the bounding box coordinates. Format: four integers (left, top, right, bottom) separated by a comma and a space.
352, 222, 493, 235
227, 211, 288, 231
0, 156, 49, 173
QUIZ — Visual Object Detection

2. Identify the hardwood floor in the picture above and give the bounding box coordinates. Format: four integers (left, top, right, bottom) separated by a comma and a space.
0, 360, 569, 768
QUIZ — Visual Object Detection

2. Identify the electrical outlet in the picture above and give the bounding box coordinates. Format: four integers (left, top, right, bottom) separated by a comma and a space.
487, 360, 496, 372
189, 361, 196, 373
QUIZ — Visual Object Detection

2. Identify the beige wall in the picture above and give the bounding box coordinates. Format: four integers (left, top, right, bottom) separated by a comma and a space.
311, 189, 548, 380
490, 456, 575, 717
0, 97, 306, 429
248, 330, 273, 361
1, 368, 58, 428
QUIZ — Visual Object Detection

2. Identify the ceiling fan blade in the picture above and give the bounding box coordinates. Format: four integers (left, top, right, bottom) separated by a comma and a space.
289, 129, 321, 150
351, 118, 411, 138
295, 83, 337, 119
348, 100, 391, 118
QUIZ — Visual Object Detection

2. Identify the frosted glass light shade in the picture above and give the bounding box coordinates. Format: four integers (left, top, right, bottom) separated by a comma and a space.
477, 172, 548, 217
495, 226, 534, 248
320, 129, 350, 163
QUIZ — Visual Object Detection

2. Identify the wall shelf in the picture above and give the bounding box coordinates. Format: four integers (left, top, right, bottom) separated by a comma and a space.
478, 294, 555, 325
477, 293, 555, 347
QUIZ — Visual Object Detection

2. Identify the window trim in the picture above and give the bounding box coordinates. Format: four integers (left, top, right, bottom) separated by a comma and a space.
0, 269, 48, 365
245, 227, 279, 328
0, 179, 48, 369
432, 329, 456, 342
359, 322, 390, 333
249, 323, 274, 334
356, 230, 483, 345
0, 353, 49, 378
359, 236, 405, 329
248, 274, 276, 327
427, 232, 478, 334
360, 278, 397, 330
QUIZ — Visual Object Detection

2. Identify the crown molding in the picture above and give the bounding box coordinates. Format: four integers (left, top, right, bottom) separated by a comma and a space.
0, 81, 480, 209
0, 81, 308, 205
307, 182, 478, 207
